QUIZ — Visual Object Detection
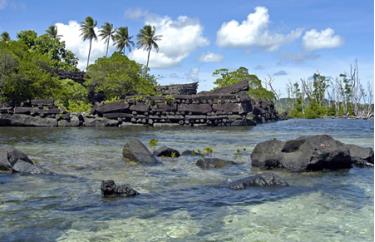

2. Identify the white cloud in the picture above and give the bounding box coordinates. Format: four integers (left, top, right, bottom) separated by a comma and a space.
199, 52, 223, 63
303, 28, 343, 51
129, 15, 209, 68
55, 21, 113, 70
216, 6, 302, 51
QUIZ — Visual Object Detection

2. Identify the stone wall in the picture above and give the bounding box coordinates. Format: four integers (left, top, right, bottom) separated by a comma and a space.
0, 81, 280, 127
156, 82, 198, 95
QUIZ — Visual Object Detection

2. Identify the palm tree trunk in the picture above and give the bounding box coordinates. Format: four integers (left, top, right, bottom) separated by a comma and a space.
146, 49, 151, 70
87, 38, 92, 69
105, 38, 110, 57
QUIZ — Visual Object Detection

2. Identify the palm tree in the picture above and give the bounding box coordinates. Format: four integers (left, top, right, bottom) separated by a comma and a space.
137, 25, 161, 70
0, 32, 10, 42
114, 27, 134, 55
80, 16, 97, 69
99, 22, 115, 57
46, 25, 60, 39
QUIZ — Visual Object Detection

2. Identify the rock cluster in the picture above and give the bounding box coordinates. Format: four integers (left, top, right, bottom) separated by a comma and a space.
228, 173, 289, 190
251, 135, 374, 172
0, 147, 47, 174
122, 139, 160, 164
101, 180, 139, 197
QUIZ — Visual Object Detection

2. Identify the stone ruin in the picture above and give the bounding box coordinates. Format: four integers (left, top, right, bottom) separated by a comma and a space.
156, 82, 198, 95
92, 80, 279, 127
0, 80, 279, 127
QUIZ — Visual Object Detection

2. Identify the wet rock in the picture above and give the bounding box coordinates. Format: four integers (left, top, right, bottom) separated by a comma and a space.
196, 157, 236, 169
0, 147, 45, 174
181, 150, 202, 156
346, 144, 374, 167
0, 114, 57, 127
122, 139, 159, 164
153, 146, 180, 158
83, 117, 119, 127
228, 173, 289, 190
251, 135, 354, 172
94, 102, 129, 115
101, 180, 139, 197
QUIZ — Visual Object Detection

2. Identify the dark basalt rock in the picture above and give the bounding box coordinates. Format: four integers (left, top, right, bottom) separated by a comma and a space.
122, 139, 159, 164
208, 80, 249, 95
153, 146, 180, 158
251, 135, 370, 172
346, 144, 374, 167
228, 173, 289, 190
101, 180, 139, 197
196, 157, 236, 169
0, 147, 46, 174
0, 114, 57, 127
94, 102, 130, 115
181, 150, 202, 156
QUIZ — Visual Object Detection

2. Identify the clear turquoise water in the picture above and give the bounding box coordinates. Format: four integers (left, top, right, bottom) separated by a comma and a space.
0, 119, 373, 241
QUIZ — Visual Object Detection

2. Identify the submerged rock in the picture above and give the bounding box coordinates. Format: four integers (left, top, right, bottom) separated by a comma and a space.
101, 180, 139, 197
251, 135, 374, 172
228, 173, 289, 190
181, 150, 202, 156
153, 146, 180, 158
346, 144, 374, 167
122, 139, 159, 164
196, 157, 236, 169
0, 147, 46, 174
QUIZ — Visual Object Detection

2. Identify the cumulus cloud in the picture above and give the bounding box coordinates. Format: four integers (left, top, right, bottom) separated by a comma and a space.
199, 52, 223, 63
273, 70, 288, 76
303, 28, 343, 50
55, 21, 114, 70
216, 6, 302, 51
129, 15, 209, 68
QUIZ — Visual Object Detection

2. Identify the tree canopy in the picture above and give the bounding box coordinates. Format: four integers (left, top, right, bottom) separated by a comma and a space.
213, 67, 275, 101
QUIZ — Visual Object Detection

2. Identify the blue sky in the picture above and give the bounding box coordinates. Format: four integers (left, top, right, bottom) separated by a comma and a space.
0, 0, 373, 96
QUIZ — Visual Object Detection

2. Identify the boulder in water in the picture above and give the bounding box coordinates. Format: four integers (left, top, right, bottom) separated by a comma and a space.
196, 157, 236, 169
228, 173, 289, 190
122, 139, 159, 164
251, 135, 356, 172
0, 147, 46, 174
153, 146, 180, 158
101, 180, 139, 197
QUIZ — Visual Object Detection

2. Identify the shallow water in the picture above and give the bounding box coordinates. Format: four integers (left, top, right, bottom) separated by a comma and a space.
0, 118, 373, 242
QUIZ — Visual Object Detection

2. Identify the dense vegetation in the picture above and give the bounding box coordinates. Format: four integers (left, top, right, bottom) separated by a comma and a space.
213, 67, 275, 101
0, 17, 160, 112
281, 64, 373, 119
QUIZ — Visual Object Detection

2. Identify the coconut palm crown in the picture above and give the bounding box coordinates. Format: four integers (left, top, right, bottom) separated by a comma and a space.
114, 27, 134, 55
136, 25, 161, 70
80, 16, 97, 69
99, 22, 115, 57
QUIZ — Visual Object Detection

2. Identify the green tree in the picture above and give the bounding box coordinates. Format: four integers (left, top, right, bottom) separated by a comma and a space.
54, 79, 91, 112
0, 32, 10, 43
114, 27, 134, 55
17, 30, 38, 48
137, 25, 161, 70
99, 22, 115, 57
86, 52, 156, 100
213, 67, 275, 101
46, 25, 60, 39
80, 16, 97, 69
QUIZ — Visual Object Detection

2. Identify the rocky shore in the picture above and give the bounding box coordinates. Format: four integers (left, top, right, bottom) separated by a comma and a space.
0, 81, 281, 127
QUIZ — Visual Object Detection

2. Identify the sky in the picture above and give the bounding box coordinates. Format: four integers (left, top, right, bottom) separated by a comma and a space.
0, 0, 373, 96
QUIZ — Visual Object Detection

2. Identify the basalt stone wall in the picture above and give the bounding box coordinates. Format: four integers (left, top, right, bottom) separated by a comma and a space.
0, 81, 279, 127
92, 91, 278, 127
156, 82, 198, 96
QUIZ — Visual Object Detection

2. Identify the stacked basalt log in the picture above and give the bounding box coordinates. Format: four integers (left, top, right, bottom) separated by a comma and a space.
156, 82, 198, 95
92, 80, 279, 127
